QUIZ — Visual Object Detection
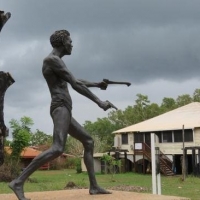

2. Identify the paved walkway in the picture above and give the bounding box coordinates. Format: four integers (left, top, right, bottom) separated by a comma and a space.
0, 189, 190, 200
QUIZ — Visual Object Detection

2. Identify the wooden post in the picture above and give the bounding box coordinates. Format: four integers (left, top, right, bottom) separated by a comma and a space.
198, 149, 200, 176
192, 148, 196, 176
124, 151, 127, 173
182, 125, 186, 181
185, 149, 188, 176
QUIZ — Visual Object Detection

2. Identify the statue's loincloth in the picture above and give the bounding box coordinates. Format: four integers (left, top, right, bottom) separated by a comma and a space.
50, 99, 72, 116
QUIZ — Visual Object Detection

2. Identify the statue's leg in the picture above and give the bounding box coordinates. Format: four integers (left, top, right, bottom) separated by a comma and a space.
9, 107, 71, 200
69, 117, 111, 195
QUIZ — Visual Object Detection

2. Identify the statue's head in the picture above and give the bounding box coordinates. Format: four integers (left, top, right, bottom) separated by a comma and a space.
50, 30, 70, 48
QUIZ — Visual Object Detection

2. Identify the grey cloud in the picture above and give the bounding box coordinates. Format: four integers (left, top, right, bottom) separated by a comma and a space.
1, 0, 200, 133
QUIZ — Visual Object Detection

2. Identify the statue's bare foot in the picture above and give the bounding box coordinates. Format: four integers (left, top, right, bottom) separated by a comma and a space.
9, 180, 30, 200
89, 186, 112, 195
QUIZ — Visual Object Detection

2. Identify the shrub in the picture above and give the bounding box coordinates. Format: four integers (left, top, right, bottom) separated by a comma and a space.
0, 153, 21, 182
65, 157, 77, 169
75, 157, 82, 174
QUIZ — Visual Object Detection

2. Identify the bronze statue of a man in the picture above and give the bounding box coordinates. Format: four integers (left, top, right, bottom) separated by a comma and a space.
9, 30, 117, 200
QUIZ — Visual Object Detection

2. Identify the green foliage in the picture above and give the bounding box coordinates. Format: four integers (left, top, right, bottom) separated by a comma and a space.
74, 157, 82, 173
49, 157, 66, 170
101, 154, 121, 170
10, 116, 34, 135
10, 129, 30, 161
83, 117, 115, 152
0, 153, 15, 182
101, 154, 122, 181
160, 97, 177, 113
65, 136, 83, 156
9, 116, 33, 161
65, 157, 77, 169
4, 139, 11, 146
30, 129, 52, 146
193, 88, 200, 102
2, 116, 33, 179
176, 94, 193, 107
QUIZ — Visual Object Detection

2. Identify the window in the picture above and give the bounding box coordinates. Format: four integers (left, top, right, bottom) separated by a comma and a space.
174, 129, 193, 142
122, 133, 128, 144
174, 130, 182, 142
184, 129, 193, 142
162, 131, 172, 143
134, 132, 143, 143
144, 132, 150, 145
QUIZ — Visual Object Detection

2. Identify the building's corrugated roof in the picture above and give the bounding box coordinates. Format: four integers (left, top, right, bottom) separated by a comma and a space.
21, 147, 42, 158
113, 102, 200, 134
5, 147, 42, 158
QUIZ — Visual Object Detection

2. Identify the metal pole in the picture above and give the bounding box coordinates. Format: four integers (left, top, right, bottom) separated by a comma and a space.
157, 172, 161, 195
151, 133, 156, 194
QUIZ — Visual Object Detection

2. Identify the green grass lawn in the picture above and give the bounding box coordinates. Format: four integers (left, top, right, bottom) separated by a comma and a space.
0, 169, 199, 200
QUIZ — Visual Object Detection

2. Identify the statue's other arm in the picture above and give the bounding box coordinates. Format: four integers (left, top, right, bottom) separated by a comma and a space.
45, 57, 117, 111
77, 79, 107, 90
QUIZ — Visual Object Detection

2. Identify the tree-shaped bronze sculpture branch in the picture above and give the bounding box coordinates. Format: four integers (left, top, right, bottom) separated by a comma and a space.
0, 10, 14, 166
0, 10, 11, 32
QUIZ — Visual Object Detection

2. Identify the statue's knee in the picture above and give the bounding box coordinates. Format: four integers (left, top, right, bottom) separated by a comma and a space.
51, 146, 63, 156
84, 139, 94, 149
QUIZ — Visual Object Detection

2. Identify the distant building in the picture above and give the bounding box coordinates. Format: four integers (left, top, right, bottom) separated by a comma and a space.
5, 146, 49, 170
5, 146, 75, 170
112, 102, 200, 175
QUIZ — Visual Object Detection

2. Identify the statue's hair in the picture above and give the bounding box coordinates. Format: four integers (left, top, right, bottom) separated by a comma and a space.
50, 30, 70, 48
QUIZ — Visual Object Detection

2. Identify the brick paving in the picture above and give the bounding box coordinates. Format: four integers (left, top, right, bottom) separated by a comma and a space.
0, 189, 190, 200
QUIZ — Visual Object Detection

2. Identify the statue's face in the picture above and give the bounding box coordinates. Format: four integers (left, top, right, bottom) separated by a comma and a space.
63, 36, 73, 55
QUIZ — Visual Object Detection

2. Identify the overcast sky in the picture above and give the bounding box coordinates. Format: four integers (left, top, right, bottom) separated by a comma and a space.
1, 0, 200, 136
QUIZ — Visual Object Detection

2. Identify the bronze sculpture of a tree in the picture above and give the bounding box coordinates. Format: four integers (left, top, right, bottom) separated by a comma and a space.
0, 10, 14, 166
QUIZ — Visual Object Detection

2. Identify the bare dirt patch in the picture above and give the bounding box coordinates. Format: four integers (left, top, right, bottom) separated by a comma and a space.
64, 181, 150, 193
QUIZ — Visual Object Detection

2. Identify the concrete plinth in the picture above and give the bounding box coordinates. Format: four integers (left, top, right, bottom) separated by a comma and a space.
0, 189, 190, 200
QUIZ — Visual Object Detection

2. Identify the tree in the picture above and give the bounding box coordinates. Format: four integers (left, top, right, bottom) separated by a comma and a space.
65, 134, 108, 156
108, 108, 134, 129
84, 117, 116, 151
193, 88, 200, 102
161, 97, 177, 113
65, 136, 83, 156
10, 129, 30, 161
9, 117, 32, 157
8, 116, 32, 177
176, 94, 193, 107
100, 154, 121, 181
30, 129, 52, 146
146, 103, 161, 118
10, 116, 34, 136
133, 94, 151, 122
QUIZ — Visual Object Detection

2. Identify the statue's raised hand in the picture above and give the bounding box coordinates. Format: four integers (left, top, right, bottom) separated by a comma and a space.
98, 100, 118, 111
0, 10, 11, 32
98, 81, 108, 90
